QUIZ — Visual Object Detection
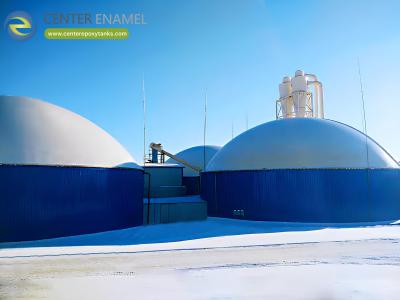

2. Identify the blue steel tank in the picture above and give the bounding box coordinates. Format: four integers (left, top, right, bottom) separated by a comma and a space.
201, 118, 400, 222
0, 96, 144, 242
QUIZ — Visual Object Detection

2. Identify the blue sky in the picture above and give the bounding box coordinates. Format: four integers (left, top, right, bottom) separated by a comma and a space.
1, 0, 400, 162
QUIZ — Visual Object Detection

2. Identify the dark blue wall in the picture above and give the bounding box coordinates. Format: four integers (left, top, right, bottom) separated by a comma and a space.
0, 165, 143, 242
201, 169, 400, 222
183, 176, 200, 195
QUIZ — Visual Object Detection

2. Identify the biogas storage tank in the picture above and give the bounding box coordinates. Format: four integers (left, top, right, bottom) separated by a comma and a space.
166, 145, 221, 194
0, 96, 144, 242
201, 71, 400, 223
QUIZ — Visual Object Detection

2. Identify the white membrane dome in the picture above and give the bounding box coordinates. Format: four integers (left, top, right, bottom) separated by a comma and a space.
166, 145, 221, 176
0, 96, 141, 169
206, 118, 399, 171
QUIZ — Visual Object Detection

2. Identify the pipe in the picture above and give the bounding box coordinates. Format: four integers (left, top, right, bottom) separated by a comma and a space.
319, 82, 324, 118
313, 81, 324, 118
304, 73, 323, 118
313, 82, 319, 117
150, 143, 202, 172
305, 73, 318, 81
151, 148, 158, 163
306, 78, 324, 118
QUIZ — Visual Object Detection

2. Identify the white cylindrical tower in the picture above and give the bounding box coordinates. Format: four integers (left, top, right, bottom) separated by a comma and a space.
276, 70, 324, 119
279, 76, 293, 118
291, 70, 308, 118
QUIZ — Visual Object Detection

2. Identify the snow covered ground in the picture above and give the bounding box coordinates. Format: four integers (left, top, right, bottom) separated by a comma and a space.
1, 218, 400, 299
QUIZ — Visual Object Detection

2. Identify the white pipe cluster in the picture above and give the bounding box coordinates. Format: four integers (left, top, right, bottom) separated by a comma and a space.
278, 70, 324, 119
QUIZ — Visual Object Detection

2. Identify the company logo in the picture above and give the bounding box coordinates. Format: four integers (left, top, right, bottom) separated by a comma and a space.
5, 11, 35, 40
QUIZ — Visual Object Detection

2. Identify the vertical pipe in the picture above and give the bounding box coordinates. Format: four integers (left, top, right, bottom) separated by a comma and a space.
306, 77, 323, 118
319, 83, 324, 118
314, 82, 319, 117
151, 149, 158, 163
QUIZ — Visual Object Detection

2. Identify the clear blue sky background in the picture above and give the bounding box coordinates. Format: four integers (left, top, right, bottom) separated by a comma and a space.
1, 0, 400, 163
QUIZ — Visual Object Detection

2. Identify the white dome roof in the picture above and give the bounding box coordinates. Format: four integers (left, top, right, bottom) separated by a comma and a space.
0, 96, 141, 169
166, 145, 221, 176
206, 118, 399, 171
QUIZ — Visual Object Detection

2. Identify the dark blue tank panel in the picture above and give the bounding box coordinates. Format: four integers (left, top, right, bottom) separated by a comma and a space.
183, 176, 200, 195
201, 169, 400, 222
0, 165, 143, 242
